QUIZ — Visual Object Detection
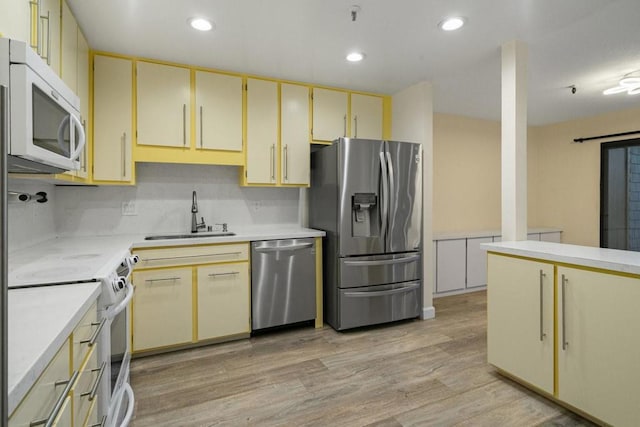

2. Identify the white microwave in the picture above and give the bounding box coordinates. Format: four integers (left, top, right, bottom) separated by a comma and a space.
1, 38, 85, 173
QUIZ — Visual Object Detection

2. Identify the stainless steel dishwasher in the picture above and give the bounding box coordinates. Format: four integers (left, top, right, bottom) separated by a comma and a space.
251, 238, 316, 330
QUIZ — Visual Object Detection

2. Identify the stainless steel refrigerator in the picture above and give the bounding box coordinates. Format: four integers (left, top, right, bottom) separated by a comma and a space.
309, 138, 422, 330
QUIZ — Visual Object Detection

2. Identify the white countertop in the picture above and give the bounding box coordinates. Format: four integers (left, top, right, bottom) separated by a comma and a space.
8, 283, 101, 414
482, 240, 640, 275
433, 227, 562, 241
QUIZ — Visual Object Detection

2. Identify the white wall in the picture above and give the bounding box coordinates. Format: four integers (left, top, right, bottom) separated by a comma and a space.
7, 179, 57, 251
54, 163, 300, 237
392, 81, 434, 320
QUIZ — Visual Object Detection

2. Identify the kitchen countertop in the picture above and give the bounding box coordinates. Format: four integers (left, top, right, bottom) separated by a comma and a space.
482, 240, 640, 275
8, 282, 101, 414
433, 227, 562, 241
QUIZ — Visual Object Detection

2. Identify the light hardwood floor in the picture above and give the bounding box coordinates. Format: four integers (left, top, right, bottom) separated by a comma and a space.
129, 291, 594, 426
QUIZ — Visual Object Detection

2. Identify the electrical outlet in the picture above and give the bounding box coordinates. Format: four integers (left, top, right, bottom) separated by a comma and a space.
122, 201, 137, 216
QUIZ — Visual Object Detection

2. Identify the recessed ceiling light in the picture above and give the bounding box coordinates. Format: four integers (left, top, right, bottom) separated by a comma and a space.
439, 17, 465, 31
189, 18, 213, 32
346, 52, 365, 62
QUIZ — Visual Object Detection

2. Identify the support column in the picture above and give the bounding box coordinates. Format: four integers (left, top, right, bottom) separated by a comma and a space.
501, 40, 528, 241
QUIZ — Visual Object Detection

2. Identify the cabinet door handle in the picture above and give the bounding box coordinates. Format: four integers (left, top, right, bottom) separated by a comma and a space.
29, 0, 39, 50
182, 104, 187, 146
561, 274, 568, 351
145, 277, 182, 283
80, 361, 107, 401
199, 106, 203, 148
270, 144, 276, 182
284, 144, 288, 182
208, 271, 240, 277
121, 132, 127, 178
80, 318, 107, 347
39, 11, 50, 63
140, 252, 242, 262
30, 370, 79, 427
354, 115, 358, 138
539, 270, 546, 341
343, 114, 347, 137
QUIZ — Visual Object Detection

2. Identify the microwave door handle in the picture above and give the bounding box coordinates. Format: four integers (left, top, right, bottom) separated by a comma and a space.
68, 114, 86, 161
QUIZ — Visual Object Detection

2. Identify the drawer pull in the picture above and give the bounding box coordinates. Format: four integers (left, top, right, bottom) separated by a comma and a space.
81, 361, 107, 401
80, 318, 106, 347
141, 251, 243, 262
145, 277, 181, 283
208, 271, 239, 277
89, 416, 107, 427
30, 370, 78, 427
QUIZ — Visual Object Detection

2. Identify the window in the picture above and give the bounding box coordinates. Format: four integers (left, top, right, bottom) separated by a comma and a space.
601, 138, 640, 250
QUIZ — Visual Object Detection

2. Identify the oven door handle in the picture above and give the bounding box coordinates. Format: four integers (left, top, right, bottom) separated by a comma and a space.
107, 282, 134, 320
120, 383, 135, 426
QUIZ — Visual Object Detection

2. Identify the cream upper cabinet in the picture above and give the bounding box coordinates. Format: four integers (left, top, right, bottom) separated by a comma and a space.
487, 254, 555, 394
195, 71, 243, 151
93, 55, 133, 182
132, 267, 193, 352
246, 78, 278, 184
0, 0, 32, 46
557, 266, 640, 427
75, 29, 89, 179
40, 0, 61, 75
312, 88, 348, 142
281, 83, 310, 185
137, 61, 191, 148
350, 93, 383, 140
197, 262, 250, 340
60, 1, 77, 91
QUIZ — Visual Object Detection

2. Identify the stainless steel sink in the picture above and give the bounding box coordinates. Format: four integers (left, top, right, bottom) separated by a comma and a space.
144, 232, 235, 240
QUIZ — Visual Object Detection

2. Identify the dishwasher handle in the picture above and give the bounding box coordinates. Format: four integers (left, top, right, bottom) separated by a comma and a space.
253, 242, 313, 253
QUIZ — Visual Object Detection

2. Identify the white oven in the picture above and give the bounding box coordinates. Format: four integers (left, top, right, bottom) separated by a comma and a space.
0, 38, 86, 173
98, 255, 137, 427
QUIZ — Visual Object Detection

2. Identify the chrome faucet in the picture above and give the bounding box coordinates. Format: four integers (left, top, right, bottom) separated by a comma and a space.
191, 190, 206, 233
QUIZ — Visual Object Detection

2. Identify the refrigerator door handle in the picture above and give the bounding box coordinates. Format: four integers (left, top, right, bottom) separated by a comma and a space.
344, 282, 420, 298
385, 151, 395, 246
343, 254, 420, 266
379, 151, 389, 243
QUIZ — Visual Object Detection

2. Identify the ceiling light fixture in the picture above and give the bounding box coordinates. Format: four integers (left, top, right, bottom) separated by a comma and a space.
189, 17, 213, 32
603, 76, 640, 95
346, 52, 365, 62
439, 16, 465, 31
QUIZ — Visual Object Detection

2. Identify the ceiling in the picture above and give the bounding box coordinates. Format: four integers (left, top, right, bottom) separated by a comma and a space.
67, 0, 640, 126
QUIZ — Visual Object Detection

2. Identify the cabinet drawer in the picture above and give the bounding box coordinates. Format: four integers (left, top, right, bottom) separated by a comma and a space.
73, 347, 103, 427
10, 339, 72, 426
135, 243, 249, 269
72, 302, 99, 369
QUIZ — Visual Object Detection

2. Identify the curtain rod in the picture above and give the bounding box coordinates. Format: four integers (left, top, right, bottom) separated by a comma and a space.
573, 130, 640, 143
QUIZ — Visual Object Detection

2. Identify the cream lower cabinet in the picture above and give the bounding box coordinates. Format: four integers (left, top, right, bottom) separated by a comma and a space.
487, 254, 554, 394
557, 266, 640, 427
197, 262, 250, 340
281, 83, 310, 185
132, 267, 193, 352
132, 243, 251, 354
246, 78, 278, 184
488, 253, 640, 426
93, 55, 133, 183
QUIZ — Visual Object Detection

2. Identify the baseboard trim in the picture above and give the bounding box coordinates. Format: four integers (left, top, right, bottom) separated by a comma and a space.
422, 306, 435, 320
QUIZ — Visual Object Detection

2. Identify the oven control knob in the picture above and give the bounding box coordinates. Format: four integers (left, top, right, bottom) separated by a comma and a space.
114, 277, 126, 291
130, 255, 140, 265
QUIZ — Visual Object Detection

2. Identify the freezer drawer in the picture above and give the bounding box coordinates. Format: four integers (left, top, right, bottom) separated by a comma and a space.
337, 281, 420, 330
251, 239, 316, 330
339, 252, 421, 288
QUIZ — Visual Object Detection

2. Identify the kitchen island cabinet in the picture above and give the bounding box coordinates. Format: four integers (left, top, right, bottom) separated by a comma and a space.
485, 241, 640, 427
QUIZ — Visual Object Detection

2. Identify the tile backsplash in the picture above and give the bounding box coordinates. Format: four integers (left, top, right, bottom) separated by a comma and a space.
54, 163, 301, 237
7, 179, 57, 252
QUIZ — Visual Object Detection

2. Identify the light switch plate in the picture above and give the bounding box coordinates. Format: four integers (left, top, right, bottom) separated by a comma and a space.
122, 201, 137, 216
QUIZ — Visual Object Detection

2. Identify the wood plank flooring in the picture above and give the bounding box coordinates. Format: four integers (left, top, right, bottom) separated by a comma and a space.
129, 291, 595, 426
